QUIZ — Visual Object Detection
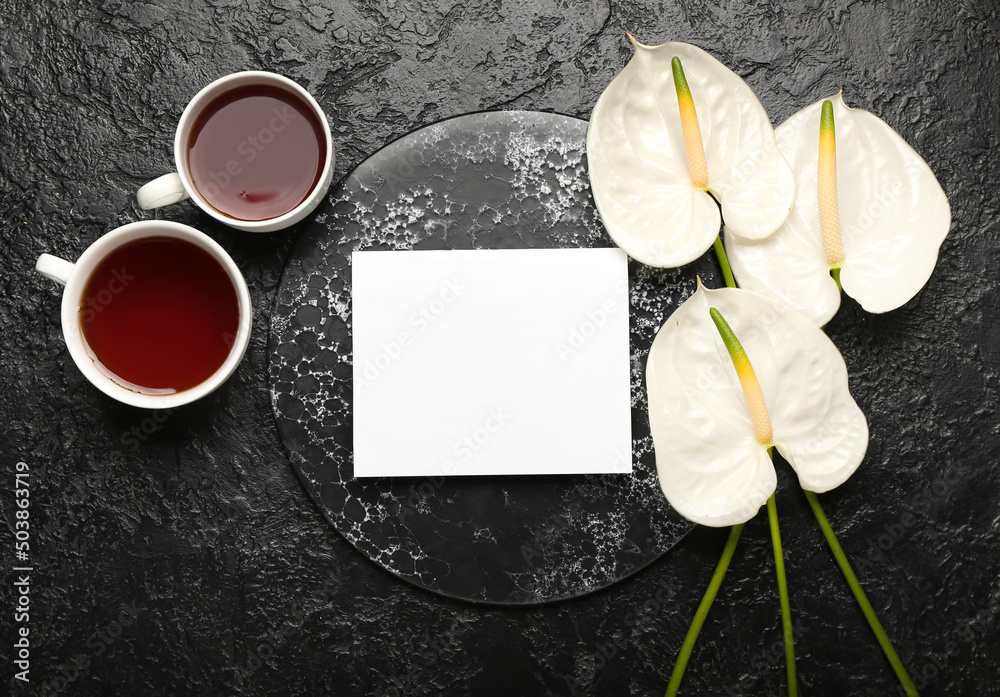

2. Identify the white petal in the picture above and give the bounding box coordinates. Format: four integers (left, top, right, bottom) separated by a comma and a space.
724, 215, 841, 327
836, 104, 951, 312
726, 93, 951, 324
646, 284, 867, 525
587, 40, 794, 268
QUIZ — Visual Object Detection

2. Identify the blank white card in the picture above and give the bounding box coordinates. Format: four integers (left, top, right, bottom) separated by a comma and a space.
351, 248, 632, 477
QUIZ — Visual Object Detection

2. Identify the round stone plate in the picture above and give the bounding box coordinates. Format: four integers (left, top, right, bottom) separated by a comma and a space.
268, 110, 711, 604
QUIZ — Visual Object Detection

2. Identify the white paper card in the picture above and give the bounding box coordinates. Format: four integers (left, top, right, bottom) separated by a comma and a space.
351, 248, 632, 477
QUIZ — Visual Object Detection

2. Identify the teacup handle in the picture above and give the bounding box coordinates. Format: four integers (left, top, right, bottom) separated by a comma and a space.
36, 254, 75, 286
137, 173, 189, 210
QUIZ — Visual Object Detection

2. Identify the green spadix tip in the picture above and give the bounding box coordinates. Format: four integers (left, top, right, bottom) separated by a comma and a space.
671, 57, 692, 99
709, 307, 744, 362
821, 100, 835, 133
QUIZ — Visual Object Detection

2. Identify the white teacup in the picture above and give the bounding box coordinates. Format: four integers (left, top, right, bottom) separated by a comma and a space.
137, 71, 335, 232
35, 220, 252, 409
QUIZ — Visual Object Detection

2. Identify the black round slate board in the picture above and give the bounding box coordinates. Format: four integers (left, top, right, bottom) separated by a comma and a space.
267, 110, 718, 604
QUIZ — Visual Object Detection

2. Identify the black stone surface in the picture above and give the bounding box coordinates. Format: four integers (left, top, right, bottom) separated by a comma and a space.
2, 1, 999, 696
268, 110, 694, 604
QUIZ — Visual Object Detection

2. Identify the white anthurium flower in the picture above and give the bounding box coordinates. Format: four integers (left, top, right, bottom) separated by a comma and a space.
725, 93, 952, 326
587, 37, 795, 268
646, 282, 868, 527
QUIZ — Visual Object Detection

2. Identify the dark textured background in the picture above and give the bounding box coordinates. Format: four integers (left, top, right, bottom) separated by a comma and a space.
2, 1, 998, 695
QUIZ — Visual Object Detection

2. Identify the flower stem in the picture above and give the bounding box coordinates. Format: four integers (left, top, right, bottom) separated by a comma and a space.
767, 492, 798, 697
713, 236, 736, 289
665, 523, 744, 697
831, 267, 843, 293
803, 490, 920, 697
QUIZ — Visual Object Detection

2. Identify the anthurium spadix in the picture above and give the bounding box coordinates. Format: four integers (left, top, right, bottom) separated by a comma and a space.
646, 283, 868, 527
587, 38, 795, 268
725, 93, 952, 326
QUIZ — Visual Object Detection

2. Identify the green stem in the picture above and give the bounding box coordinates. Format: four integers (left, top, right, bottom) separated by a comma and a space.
665, 523, 744, 697
713, 236, 737, 289
831, 266, 843, 292
767, 493, 798, 697
803, 490, 920, 697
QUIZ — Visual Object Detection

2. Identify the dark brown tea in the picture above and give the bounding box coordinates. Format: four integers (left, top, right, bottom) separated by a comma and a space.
80, 237, 240, 394
187, 84, 325, 221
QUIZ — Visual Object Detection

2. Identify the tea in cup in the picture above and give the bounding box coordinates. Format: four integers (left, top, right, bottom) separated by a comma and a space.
35, 221, 252, 408
137, 71, 335, 232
